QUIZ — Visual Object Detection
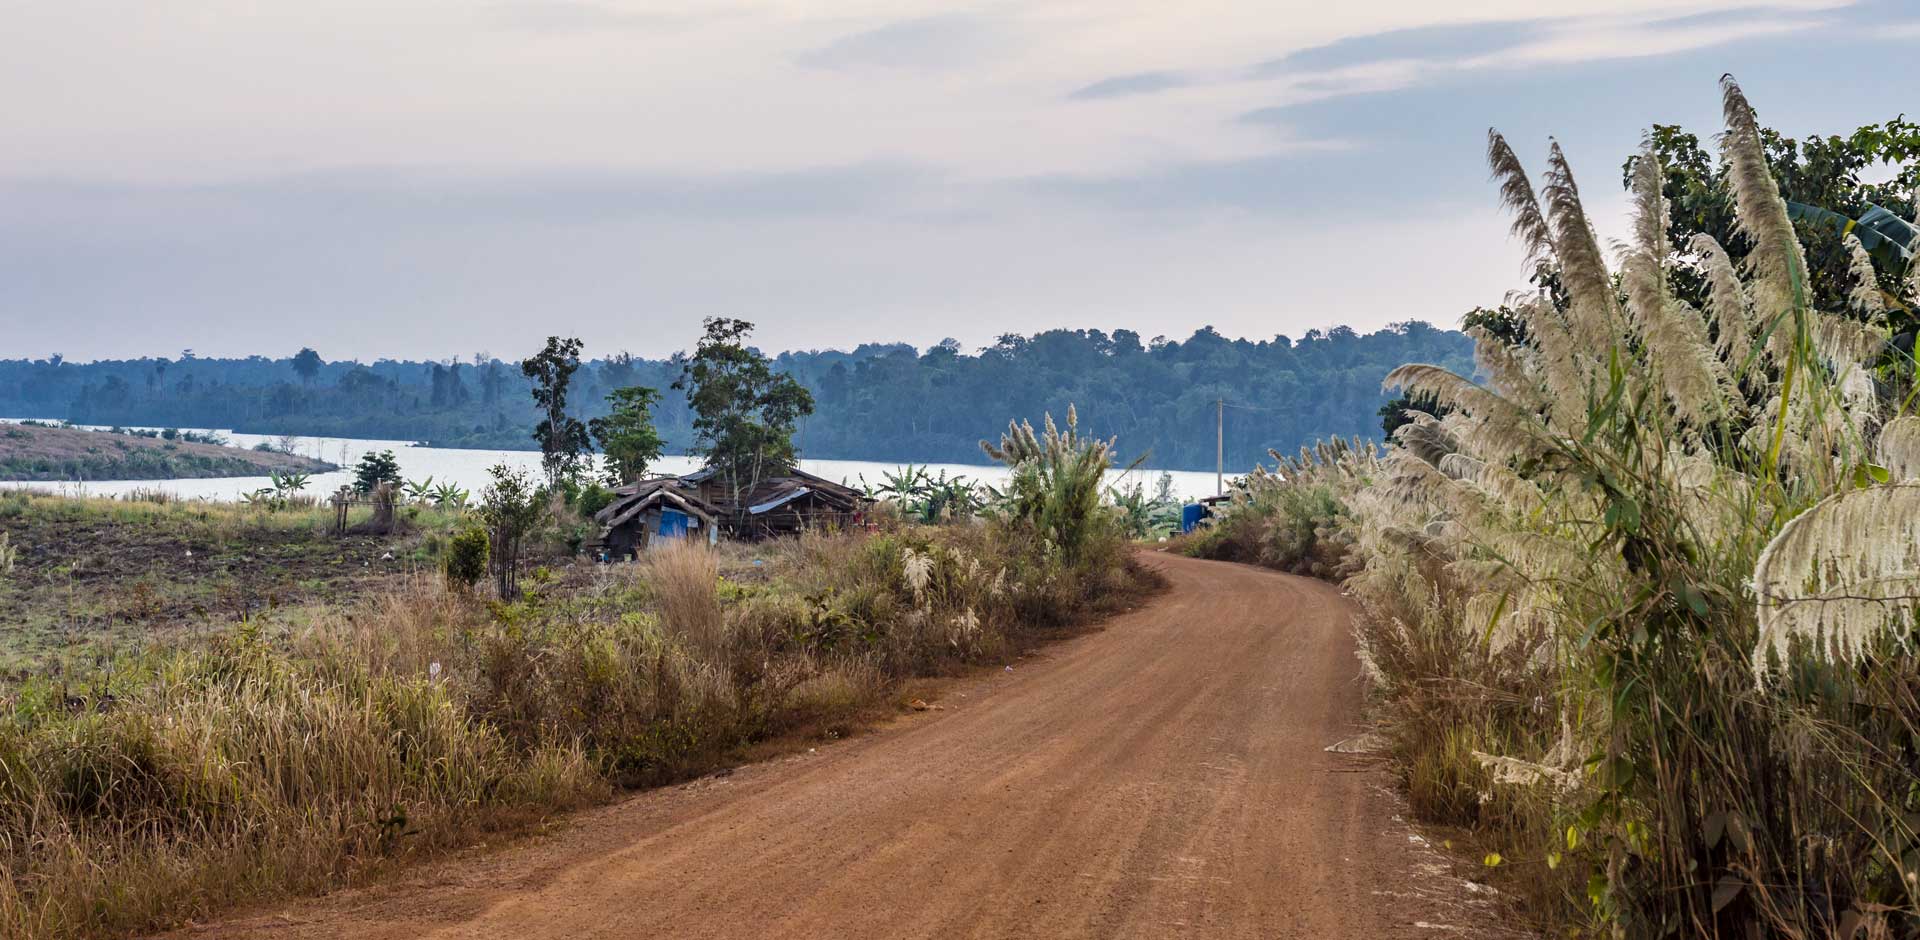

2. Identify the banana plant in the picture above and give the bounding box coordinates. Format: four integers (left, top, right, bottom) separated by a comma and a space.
921, 470, 985, 522
1106, 476, 1181, 540
403, 476, 436, 505
268, 470, 310, 494
430, 481, 470, 509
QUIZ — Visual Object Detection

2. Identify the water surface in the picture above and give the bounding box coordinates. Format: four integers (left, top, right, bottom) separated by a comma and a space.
3, 423, 1238, 503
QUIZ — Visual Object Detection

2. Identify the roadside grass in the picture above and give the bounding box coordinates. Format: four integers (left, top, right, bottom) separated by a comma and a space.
1193, 80, 1920, 935
0, 514, 1151, 940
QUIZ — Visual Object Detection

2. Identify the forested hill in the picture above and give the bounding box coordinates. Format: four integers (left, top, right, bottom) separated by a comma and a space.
0, 323, 1472, 471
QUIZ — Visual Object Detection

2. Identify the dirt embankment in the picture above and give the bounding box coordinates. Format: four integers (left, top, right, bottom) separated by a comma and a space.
187, 552, 1515, 939
0, 423, 333, 481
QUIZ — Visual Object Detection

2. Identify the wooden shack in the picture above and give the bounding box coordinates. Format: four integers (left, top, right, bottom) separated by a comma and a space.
591, 467, 869, 553
590, 477, 722, 559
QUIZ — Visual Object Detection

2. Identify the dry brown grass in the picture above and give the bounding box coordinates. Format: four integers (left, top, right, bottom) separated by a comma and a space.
643, 540, 726, 661
0, 518, 1151, 940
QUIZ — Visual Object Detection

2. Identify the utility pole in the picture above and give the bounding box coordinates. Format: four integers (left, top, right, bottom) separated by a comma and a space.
1215, 397, 1224, 497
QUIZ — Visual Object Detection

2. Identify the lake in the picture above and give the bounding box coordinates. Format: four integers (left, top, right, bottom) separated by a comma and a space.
1, 423, 1239, 504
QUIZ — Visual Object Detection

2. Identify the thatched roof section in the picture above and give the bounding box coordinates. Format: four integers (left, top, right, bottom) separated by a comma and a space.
594, 467, 869, 543
593, 476, 722, 527
735, 469, 864, 516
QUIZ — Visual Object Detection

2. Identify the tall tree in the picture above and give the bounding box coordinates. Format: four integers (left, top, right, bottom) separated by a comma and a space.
291, 347, 323, 384
673, 317, 814, 502
588, 385, 665, 485
521, 336, 591, 488
478, 463, 544, 600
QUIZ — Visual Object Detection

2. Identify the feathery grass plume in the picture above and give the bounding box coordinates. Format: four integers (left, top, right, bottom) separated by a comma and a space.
1392, 412, 1458, 466
980, 404, 1115, 560
1627, 145, 1673, 279
1512, 293, 1591, 428
1843, 232, 1888, 322
1274, 77, 1920, 934
1466, 460, 1549, 519
1436, 452, 1483, 482
1484, 527, 1610, 587
1465, 324, 1540, 407
1542, 141, 1627, 359
1721, 75, 1808, 367
1811, 312, 1889, 375
1661, 446, 1757, 546
1382, 364, 1547, 463
1377, 449, 1475, 518
1752, 483, 1920, 680
1690, 233, 1758, 372
1621, 148, 1732, 431
1880, 415, 1920, 479
1487, 129, 1554, 265
1741, 385, 1860, 478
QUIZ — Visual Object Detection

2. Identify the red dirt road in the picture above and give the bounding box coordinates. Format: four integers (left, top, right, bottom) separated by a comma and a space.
189, 553, 1501, 939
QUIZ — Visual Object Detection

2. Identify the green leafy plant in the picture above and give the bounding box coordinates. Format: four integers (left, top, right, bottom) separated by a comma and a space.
478, 463, 545, 600
981, 404, 1114, 560
443, 526, 489, 590
352, 450, 402, 495
430, 481, 470, 509
403, 476, 435, 504
588, 385, 665, 485
861, 464, 987, 523
673, 318, 815, 505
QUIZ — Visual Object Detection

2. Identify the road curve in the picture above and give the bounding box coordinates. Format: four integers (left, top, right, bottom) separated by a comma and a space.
188, 552, 1495, 939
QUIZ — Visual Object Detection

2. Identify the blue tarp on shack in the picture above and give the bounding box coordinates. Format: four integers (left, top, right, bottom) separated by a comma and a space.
658, 509, 690, 539
1180, 503, 1206, 534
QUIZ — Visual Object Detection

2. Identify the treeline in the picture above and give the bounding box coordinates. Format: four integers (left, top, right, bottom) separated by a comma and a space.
0, 322, 1472, 471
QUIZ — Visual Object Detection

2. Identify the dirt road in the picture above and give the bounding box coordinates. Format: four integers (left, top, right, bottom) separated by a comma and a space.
191, 553, 1499, 939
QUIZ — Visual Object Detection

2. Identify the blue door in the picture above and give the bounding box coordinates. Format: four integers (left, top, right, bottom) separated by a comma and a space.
658, 509, 690, 539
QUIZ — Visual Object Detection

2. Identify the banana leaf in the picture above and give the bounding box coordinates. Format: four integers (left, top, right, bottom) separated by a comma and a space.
1855, 204, 1917, 260
1786, 201, 1918, 269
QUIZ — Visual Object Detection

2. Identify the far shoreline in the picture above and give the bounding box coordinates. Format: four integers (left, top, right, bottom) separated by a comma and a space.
0, 421, 336, 483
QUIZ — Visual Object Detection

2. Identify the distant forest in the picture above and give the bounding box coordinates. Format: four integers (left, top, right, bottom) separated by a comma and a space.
0, 323, 1472, 471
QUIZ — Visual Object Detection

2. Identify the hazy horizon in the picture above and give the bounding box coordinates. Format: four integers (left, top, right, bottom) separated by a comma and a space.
5, 1, 1914, 362
8, 319, 1440, 367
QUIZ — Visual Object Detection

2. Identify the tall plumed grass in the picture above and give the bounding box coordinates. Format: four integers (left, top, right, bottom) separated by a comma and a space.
981, 404, 1116, 561
1176, 439, 1368, 577
0, 513, 1149, 940
1228, 78, 1920, 936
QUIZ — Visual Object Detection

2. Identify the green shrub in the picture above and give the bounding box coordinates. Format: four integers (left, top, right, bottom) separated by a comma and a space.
1183, 481, 1350, 577
443, 527, 489, 590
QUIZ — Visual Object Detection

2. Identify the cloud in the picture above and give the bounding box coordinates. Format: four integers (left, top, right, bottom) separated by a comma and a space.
1068, 71, 1194, 101
1070, 3, 1842, 113
488, 2, 713, 35
795, 13, 1005, 70
0, 0, 1896, 362
0, 161, 951, 230
1252, 19, 1547, 76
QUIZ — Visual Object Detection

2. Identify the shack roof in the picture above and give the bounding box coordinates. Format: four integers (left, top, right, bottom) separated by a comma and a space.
596, 468, 866, 523
593, 476, 722, 527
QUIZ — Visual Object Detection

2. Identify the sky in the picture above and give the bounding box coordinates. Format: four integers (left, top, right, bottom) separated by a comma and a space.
1, 0, 1915, 363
